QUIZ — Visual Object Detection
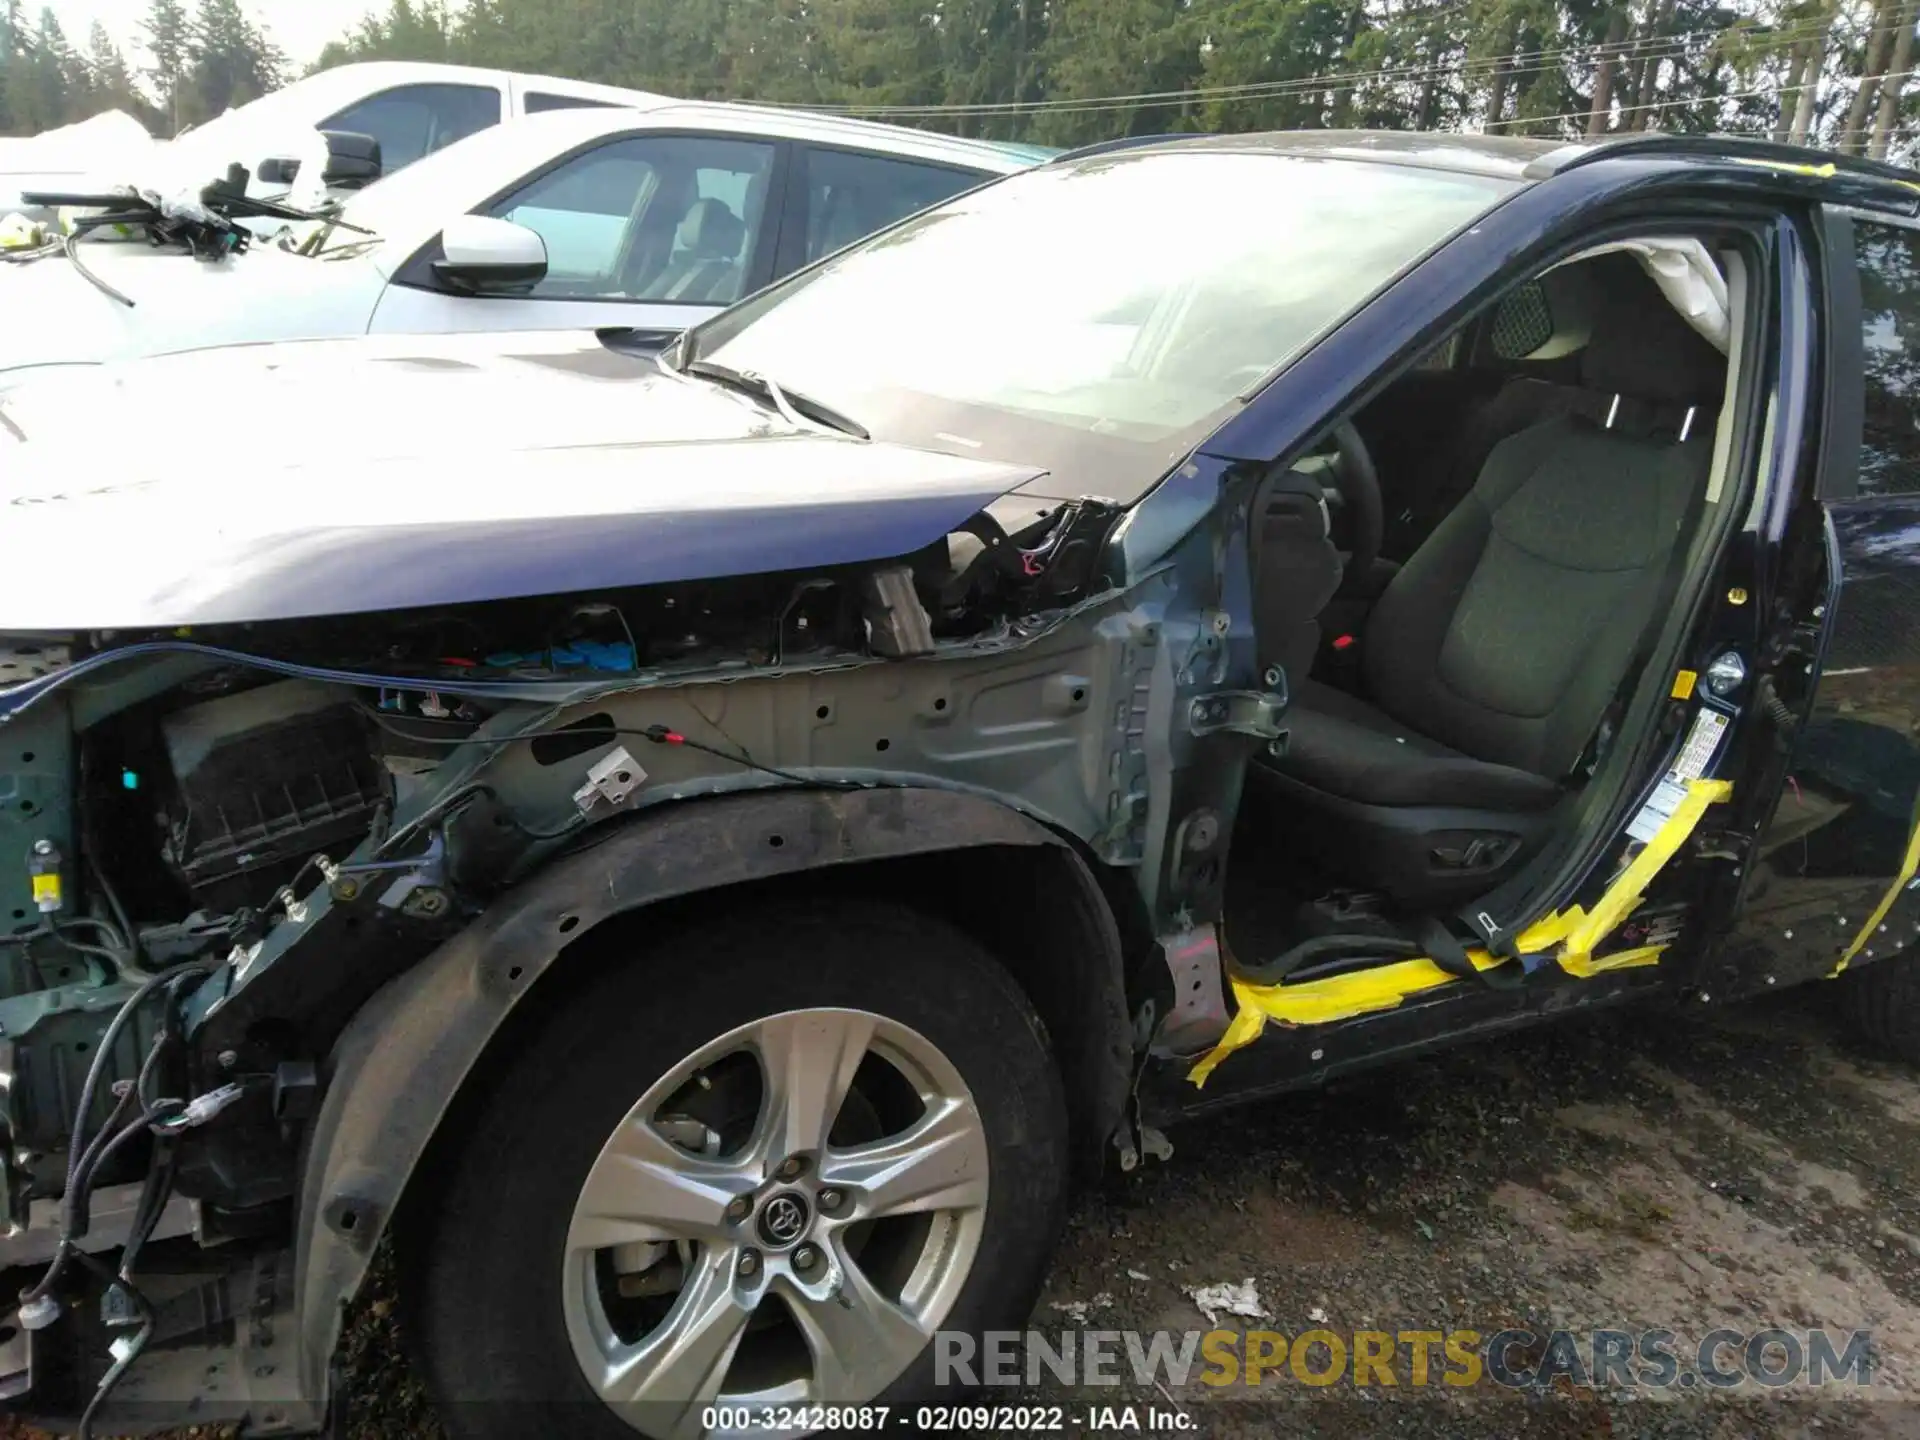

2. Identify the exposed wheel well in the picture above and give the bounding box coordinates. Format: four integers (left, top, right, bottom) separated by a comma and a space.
402, 842, 1138, 1254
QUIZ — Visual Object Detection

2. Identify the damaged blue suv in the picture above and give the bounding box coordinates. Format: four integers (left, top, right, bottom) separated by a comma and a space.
0, 129, 1918, 1439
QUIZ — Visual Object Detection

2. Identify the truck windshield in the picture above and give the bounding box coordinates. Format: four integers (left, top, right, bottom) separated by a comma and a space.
695, 150, 1517, 500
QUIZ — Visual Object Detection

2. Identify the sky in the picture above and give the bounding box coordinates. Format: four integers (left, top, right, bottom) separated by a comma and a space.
46, 0, 375, 70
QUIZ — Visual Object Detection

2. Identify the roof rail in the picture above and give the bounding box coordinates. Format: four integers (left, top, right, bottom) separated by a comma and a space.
1523, 132, 1920, 189
1048, 133, 1199, 164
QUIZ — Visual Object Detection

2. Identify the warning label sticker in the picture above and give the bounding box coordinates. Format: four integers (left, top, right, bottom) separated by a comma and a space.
1670, 707, 1729, 783
1627, 777, 1690, 845
1624, 709, 1729, 846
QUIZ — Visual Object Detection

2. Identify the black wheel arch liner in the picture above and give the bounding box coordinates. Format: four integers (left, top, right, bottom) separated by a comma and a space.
288, 784, 1132, 1414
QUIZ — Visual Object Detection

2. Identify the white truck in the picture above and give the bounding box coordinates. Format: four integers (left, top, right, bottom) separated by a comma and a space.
3, 61, 669, 213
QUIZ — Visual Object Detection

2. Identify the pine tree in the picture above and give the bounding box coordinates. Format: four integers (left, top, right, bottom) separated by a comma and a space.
181, 0, 285, 125
14, 7, 77, 130
143, 0, 190, 132
84, 21, 144, 116
1036, 0, 1198, 145
0, 0, 21, 134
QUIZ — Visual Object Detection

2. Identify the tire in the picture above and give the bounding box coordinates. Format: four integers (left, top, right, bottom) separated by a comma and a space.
1839, 949, 1920, 1064
407, 900, 1070, 1440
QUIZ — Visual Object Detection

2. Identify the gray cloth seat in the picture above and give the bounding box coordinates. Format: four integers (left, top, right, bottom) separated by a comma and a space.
1280, 679, 1562, 813
1253, 256, 1726, 907
650, 198, 747, 302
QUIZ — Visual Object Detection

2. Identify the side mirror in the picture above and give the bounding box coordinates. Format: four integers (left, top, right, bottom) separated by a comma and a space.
252, 132, 382, 191
318, 129, 382, 189
432, 215, 548, 296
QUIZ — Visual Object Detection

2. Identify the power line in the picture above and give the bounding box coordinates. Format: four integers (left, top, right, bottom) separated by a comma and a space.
803, 26, 1697, 114
798, 6, 1919, 120
807, 56, 1920, 134
1484, 65, 1920, 132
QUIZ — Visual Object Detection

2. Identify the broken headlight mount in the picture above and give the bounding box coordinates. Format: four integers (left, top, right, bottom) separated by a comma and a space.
936, 499, 1124, 622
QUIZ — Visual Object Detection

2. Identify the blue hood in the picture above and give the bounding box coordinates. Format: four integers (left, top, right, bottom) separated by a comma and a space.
0, 332, 1045, 630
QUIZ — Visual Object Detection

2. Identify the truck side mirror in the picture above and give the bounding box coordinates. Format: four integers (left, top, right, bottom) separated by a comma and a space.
318, 129, 382, 189
254, 132, 381, 191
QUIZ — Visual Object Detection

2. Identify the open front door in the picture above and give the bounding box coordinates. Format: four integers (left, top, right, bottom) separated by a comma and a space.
1708, 205, 1920, 995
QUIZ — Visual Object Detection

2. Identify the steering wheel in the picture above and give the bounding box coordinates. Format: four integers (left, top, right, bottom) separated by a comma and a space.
1328, 420, 1384, 583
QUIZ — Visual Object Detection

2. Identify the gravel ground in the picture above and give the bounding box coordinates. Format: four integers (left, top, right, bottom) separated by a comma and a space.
23, 983, 1920, 1439
1028, 988, 1920, 1439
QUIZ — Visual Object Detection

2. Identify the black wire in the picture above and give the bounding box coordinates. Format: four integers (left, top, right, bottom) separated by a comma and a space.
69, 1246, 153, 1440
53, 933, 128, 975
286, 852, 333, 893
0, 918, 130, 974
358, 705, 862, 789
71, 1031, 174, 1218
23, 960, 217, 1306
57, 916, 128, 952
62, 232, 134, 308
63, 1080, 138, 1235
78, 1097, 182, 1212
372, 779, 587, 859
0, 917, 49, 949
119, 1140, 177, 1282
509, 806, 594, 841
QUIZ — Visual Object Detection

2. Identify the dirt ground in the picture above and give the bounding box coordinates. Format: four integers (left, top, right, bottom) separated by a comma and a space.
35, 983, 1920, 1439
1022, 988, 1920, 1439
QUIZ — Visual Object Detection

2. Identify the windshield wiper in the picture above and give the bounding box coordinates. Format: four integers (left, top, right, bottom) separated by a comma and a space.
290, 208, 378, 257
681, 358, 869, 441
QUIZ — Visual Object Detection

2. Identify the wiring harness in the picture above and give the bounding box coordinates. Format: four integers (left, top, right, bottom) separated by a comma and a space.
7, 164, 365, 308
14, 955, 221, 1439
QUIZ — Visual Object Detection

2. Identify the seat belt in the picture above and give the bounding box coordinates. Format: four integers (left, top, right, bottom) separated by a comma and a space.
1417, 915, 1526, 989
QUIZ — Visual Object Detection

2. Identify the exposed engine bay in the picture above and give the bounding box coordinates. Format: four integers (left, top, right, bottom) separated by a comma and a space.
0, 493, 1125, 1430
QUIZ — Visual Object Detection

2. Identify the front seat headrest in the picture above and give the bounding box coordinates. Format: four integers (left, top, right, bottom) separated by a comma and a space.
675, 198, 746, 259
1578, 254, 1724, 406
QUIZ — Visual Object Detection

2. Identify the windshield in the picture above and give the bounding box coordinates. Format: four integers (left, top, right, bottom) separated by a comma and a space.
698, 150, 1517, 500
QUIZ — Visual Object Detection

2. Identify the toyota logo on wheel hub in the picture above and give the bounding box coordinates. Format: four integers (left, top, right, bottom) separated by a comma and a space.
757, 1191, 811, 1247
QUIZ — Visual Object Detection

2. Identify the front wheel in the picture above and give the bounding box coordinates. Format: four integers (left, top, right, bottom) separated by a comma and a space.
408, 901, 1070, 1440
1839, 949, 1920, 1064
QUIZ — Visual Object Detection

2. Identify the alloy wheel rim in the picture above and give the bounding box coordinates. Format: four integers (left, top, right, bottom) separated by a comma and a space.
561, 1007, 990, 1439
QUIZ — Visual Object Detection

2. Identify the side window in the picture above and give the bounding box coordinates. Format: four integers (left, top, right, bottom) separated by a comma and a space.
1854, 220, 1920, 496
485, 134, 775, 304
322, 83, 502, 173
797, 148, 981, 265
525, 92, 623, 114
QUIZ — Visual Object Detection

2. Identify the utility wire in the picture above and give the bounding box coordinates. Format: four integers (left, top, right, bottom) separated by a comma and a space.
798, 7, 1919, 119
1037, 67, 1920, 128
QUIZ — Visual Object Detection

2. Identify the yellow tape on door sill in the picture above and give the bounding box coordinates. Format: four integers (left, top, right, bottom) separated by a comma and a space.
1833, 815, 1920, 975
1188, 778, 1732, 1087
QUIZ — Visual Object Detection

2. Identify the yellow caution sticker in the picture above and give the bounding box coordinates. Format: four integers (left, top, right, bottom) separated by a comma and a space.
1671, 670, 1697, 700
1188, 778, 1733, 1087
